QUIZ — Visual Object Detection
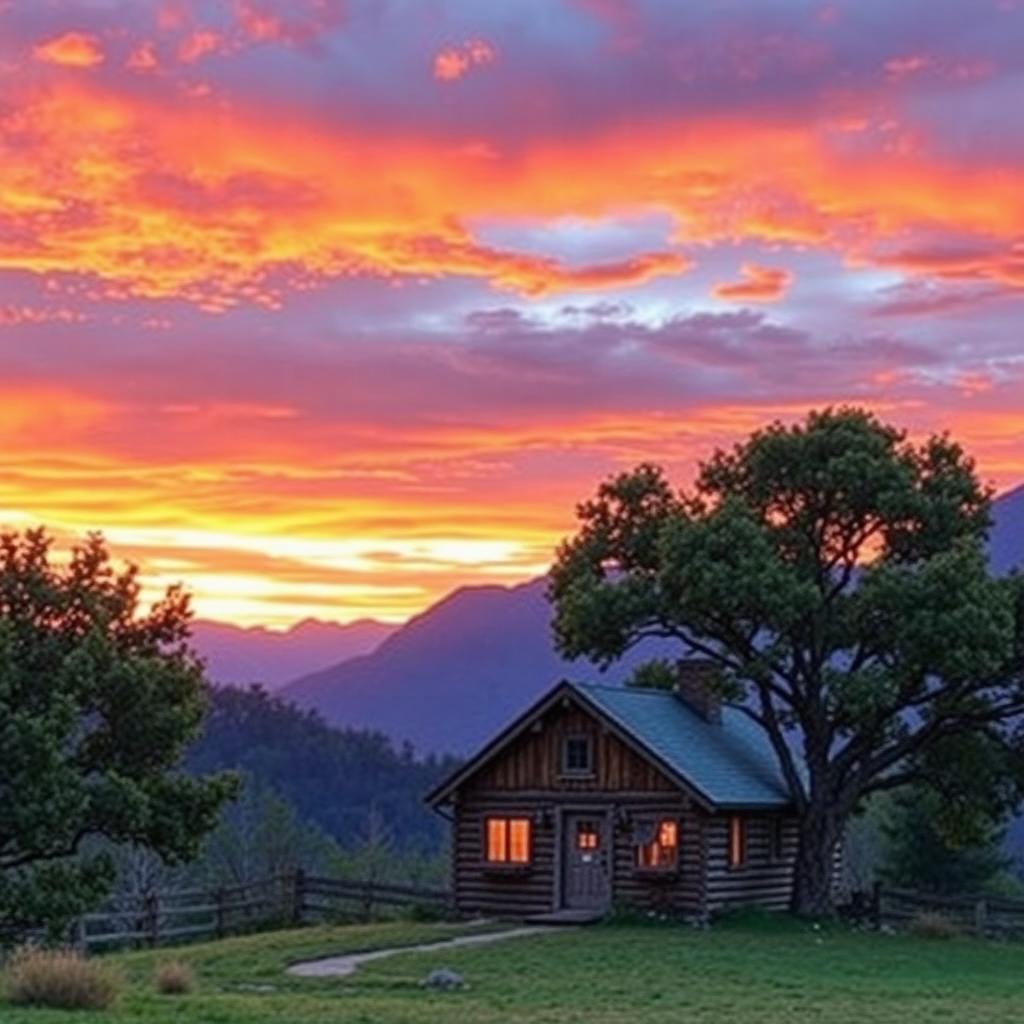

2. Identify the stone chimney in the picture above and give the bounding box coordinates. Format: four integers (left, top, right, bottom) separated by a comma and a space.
675, 658, 722, 725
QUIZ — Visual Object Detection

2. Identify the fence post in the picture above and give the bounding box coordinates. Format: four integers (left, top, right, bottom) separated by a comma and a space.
362, 880, 373, 922
71, 915, 87, 953
871, 881, 882, 930
215, 886, 226, 939
291, 868, 306, 926
144, 891, 160, 948
974, 899, 988, 937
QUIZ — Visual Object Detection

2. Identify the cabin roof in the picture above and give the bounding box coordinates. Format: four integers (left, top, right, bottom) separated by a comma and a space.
568, 681, 792, 809
426, 678, 795, 810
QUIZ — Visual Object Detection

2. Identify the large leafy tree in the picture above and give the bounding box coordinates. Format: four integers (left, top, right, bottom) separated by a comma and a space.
549, 408, 1024, 915
0, 529, 237, 938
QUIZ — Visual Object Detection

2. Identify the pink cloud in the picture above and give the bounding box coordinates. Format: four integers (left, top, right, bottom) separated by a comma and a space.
127, 41, 159, 71
434, 39, 496, 82
178, 30, 221, 64
884, 54, 931, 78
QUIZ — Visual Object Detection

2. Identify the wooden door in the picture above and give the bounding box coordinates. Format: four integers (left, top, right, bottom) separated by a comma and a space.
563, 814, 610, 910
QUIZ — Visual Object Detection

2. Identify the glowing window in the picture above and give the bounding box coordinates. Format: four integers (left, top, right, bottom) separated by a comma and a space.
576, 821, 601, 851
728, 815, 746, 868
635, 817, 679, 870
485, 817, 531, 864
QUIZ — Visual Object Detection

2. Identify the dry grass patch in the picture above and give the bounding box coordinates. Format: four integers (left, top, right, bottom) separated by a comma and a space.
154, 958, 195, 995
908, 910, 960, 940
3, 945, 121, 1010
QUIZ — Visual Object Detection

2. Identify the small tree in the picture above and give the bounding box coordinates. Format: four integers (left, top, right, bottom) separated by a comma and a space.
198, 778, 335, 886
0, 529, 236, 938
880, 785, 1011, 896
549, 408, 1024, 915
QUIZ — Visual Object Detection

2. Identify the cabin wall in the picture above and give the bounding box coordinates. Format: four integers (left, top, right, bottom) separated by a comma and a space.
452, 795, 556, 918
450, 697, 709, 918
467, 702, 676, 794
704, 814, 798, 912
609, 799, 705, 916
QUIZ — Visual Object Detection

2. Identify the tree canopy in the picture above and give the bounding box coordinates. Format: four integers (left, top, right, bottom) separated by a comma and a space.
0, 529, 236, 937
549, 407, 1024, 914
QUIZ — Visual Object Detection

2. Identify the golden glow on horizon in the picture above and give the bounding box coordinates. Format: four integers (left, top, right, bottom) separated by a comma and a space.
0, 389, 1020, 626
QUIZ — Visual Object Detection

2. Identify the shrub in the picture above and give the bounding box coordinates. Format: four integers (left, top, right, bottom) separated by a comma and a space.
3, 946, 120, 1010
404, 902, 449, 923
908, 911, 960, 940
154, 959, 195, 995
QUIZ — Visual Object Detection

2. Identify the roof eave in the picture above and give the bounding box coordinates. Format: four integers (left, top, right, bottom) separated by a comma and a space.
424, 680, 578, 809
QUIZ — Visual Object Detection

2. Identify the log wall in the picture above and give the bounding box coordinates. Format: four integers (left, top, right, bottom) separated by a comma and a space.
703, 814, 798, 912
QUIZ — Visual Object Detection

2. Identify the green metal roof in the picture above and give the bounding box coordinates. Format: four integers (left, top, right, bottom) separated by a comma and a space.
570, 681, 794, 809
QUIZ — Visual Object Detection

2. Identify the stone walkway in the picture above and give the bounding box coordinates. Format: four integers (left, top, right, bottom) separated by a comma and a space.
286, 926, 550, 978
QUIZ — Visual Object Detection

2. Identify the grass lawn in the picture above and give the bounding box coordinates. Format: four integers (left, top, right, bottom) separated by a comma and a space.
4, 913, 1024, 1023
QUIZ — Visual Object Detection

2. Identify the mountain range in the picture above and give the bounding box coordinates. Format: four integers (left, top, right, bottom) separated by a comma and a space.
191, 617, 396, 689
281, 577, 654, 754
191, 484, 1023, 755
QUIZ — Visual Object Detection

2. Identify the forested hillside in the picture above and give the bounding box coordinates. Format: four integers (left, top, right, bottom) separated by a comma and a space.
185, 686, 460, 854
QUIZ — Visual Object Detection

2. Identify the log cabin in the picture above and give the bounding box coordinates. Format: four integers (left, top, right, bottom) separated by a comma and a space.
427, 660, 813, 921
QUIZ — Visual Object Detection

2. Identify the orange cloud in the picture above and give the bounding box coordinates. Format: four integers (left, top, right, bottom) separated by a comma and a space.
3, 73, 1024, 309
33, 31, 105, 68
713, 263, 793, 302
434, 39, 496, 81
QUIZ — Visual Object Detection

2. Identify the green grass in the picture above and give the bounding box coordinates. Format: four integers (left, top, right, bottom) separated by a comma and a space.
4, 913, 1024, 1022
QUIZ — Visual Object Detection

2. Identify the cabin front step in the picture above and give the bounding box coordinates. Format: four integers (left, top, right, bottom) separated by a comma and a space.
525, 909, 605, 925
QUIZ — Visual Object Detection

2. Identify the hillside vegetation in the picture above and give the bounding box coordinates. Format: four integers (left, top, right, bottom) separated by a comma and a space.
5, 916, 1024, 1023
186, 685, 460, 854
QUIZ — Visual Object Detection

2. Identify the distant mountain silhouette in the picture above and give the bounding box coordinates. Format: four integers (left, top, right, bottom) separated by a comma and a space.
281, 485, 1023, 756
191, 617, 396, 689
282, 578, 670, 754
990, 483, 1024, 576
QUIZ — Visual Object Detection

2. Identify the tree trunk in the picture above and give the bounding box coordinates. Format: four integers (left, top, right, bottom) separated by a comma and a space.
789, 803, 840, 917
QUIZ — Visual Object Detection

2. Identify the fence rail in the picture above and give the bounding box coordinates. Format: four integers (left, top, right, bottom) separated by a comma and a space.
70, 872, 452, 951
852, 884, 1024, 938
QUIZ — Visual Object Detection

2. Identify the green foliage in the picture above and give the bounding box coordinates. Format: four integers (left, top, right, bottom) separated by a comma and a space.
186, 685, 459, 854
880, 785, 1011, 896
625, 659, 678, 690
194, 778, 338, 887
549, 407, 1024, 914
0, 529, 237, 939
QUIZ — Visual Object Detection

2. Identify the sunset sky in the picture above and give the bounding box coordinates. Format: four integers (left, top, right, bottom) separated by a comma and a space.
2, 0, 1023, 627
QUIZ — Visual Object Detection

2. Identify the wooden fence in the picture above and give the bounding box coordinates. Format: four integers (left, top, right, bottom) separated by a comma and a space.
855, 884, 1024, 938
75, 872, 453, 951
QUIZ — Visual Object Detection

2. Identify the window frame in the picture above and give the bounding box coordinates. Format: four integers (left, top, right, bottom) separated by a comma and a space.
560, 733, 595, 777
482, 815, 533, 867
633, 816, 680, 874
727, 814, 747, 870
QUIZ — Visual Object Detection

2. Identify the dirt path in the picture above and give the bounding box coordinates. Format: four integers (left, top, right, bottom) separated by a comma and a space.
286, 926, 550, 978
